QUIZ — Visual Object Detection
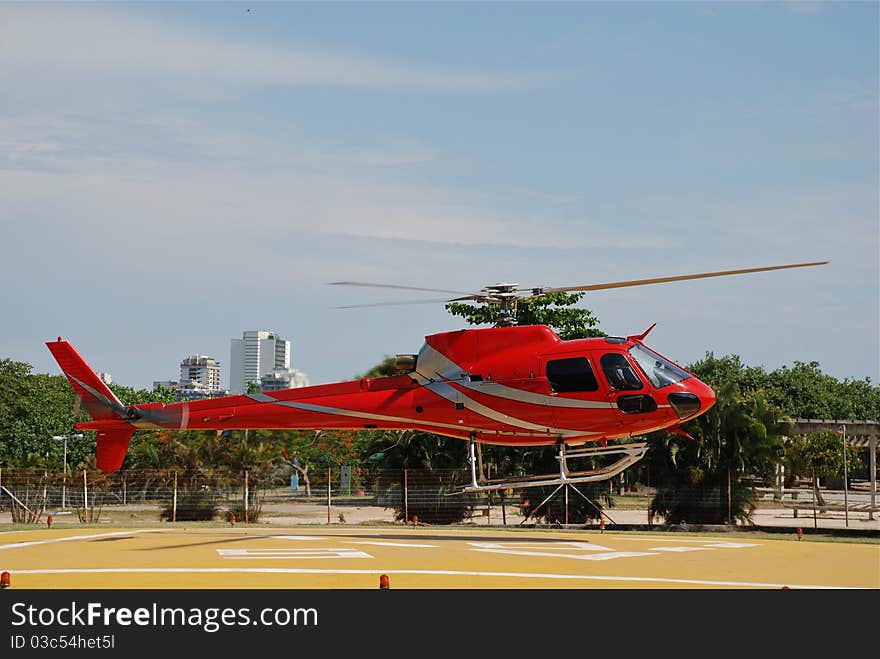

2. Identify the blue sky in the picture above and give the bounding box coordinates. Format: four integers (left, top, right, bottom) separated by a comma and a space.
1, 1, 877, 390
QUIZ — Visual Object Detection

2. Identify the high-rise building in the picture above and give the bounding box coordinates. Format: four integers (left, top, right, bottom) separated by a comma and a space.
179, 355, 222, 399
229, 331, 291, 394
180, 355, 222, 390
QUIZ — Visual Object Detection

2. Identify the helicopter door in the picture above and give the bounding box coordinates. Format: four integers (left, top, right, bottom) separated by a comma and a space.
597, 352, 658, 419
539, 353, 616, 435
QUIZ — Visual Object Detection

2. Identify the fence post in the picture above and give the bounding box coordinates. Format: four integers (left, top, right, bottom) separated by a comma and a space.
122, 475, 127, 506
487, 464, 492, 526
403, 469, 409, 524
727, 468, 732, 525
243, 468, 249, 524
870, 435, 877, 521
82, 469, 88, 523
564, 484, 569, 525
327, 467, 331, 525
811, 472, 818, 529
172, 469, 178, 523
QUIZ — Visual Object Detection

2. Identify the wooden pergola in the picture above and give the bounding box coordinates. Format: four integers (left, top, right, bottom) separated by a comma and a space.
791, 419, 878, 520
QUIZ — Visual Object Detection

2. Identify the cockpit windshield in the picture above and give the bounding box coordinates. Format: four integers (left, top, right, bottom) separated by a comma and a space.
628, 344, 691, 388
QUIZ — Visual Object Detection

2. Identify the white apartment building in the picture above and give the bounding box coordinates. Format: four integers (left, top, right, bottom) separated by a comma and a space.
229, 330, 291, 394
179, 355, 222, 394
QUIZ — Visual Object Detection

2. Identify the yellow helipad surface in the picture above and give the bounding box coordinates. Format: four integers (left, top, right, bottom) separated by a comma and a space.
1, 526, 878, 589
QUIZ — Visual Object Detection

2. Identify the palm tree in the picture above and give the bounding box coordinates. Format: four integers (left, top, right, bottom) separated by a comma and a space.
647, 384, 789, 525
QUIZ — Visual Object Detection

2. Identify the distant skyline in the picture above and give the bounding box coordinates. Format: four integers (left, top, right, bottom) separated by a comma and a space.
1, 1, 877, 389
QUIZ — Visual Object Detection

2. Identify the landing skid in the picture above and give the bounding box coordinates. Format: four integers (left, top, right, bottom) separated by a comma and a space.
463, 435, 647, 494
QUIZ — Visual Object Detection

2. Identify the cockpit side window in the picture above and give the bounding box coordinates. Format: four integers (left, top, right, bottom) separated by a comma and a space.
600, 353, 644, 391
546, 357, 599, 393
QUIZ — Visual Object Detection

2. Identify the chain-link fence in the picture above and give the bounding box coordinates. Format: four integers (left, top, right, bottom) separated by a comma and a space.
0, 466, 876, 526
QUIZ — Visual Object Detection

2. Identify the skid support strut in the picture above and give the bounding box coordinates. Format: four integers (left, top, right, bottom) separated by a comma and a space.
462, 439, 647, 494
468, 433, 480, 490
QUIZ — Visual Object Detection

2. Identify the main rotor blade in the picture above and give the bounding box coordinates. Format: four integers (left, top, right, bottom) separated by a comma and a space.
328, 281, 475, 296
333, 297, 479, 309
541, 261, 829, 294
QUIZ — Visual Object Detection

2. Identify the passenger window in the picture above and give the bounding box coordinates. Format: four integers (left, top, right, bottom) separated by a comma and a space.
600, 353, 643, 391
546, 357, 599, 393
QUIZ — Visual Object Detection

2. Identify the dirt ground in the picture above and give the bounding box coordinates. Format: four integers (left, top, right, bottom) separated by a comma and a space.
3, 500, 875, 531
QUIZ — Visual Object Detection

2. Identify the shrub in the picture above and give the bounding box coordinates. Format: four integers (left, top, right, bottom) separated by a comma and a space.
225, 501, 263, 523
160, 489, 219, 521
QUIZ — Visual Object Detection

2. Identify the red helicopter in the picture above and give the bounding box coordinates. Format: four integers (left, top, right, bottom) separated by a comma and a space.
47, 261, 826, 493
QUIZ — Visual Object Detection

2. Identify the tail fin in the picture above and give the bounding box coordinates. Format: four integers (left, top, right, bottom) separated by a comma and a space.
47, 338, 134, 472
46, 338, 127, 420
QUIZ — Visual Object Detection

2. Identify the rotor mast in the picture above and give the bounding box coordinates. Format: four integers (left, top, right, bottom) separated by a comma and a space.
483, 283, 521, 327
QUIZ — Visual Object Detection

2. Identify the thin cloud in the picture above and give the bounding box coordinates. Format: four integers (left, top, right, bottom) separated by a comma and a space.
784, 1, 826, 15
0, 5, 540, 92
0, 164, 670, 252
0, 112, 672, 252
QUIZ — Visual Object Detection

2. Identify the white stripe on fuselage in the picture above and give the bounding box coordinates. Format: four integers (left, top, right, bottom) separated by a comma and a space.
242, 345, 606, 439
245, 395, 562, 439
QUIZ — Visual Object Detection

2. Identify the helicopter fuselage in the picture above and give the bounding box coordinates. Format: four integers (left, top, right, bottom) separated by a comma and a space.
73, 324, 716, 447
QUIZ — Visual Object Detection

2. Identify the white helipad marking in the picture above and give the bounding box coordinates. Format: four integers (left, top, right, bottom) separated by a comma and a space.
471, 547, 657, 561
344, 541, 438, 548
3, 568, 854, 589
642, 541, 758, 552
468, 541, 654, 561
267, 536, 436, 547
218, 548, 372, 560
469, 541, 614, 552
611, 536, 760, 546
0, 530, 156, 551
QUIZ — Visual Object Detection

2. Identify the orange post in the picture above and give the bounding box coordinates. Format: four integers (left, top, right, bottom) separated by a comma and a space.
0, 571, 10, 589
796, 527, 803, 541
599, 518, 605, 532
230, 513, 236, 527
379, 574, 390, 589
47, 514, 53, 528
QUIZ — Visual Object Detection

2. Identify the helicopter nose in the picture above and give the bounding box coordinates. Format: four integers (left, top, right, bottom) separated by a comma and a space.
668, 379, 716, 420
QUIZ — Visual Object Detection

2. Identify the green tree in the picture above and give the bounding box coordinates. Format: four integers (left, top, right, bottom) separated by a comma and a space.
357, 357, 398, 379
0, 360, 87, 467
688, 353, 880, 420
446, 291, 604, 339
765, 361, 879, 419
